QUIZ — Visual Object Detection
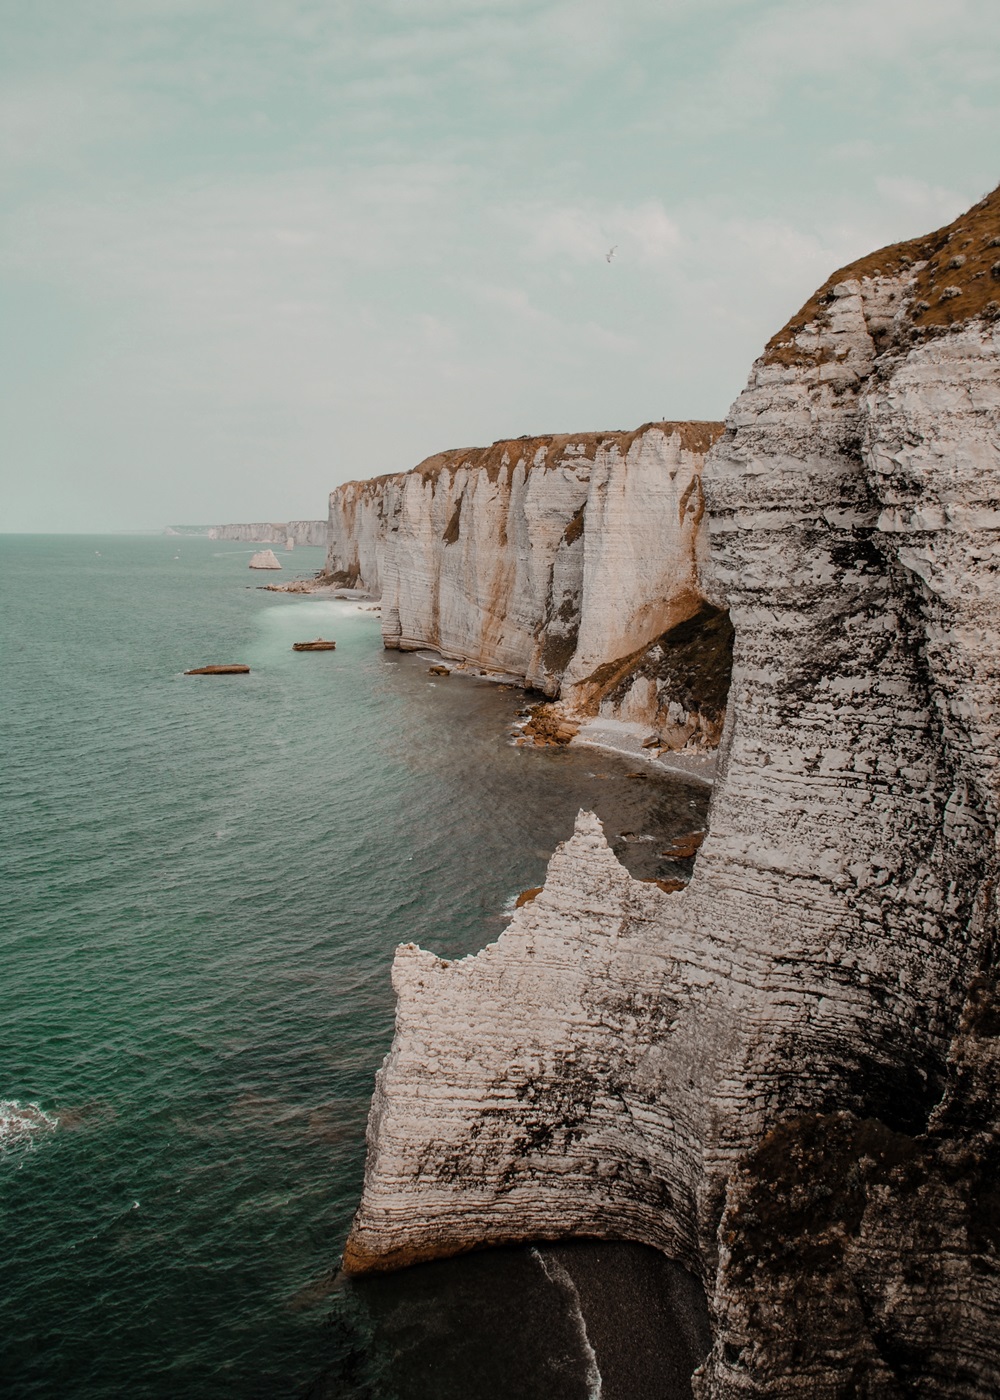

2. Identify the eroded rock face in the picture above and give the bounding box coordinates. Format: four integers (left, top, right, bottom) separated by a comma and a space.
248, 549, 282, 570
344, 811, 718, 1276
326, 423, 722, 699
209, 520, 326, 546
346, 187, 1000, 1394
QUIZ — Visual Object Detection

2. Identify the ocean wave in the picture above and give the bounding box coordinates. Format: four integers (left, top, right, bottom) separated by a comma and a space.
531, 1248, 603, 1399
0, 1099, 58, 1152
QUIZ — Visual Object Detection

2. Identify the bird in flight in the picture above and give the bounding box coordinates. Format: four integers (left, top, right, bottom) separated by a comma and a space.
605, 245, 617, 263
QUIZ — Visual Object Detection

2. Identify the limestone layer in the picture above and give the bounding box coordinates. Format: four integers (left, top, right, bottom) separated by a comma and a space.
326, 424, 722, 702
345, 187, 1000, 1395
209, 520, 327, 547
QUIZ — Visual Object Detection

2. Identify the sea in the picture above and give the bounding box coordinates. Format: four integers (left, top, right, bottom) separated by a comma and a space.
1, 534, 711, 1399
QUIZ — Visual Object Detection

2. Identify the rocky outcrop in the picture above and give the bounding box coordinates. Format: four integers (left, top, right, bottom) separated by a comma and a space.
209, 520, 327, 547
345, 186, 1000, 1395
326, 425, 724, 716
248, 549, 281, 570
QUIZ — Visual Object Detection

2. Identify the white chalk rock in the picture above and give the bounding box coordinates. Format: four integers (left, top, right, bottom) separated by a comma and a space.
248, 549, 281, 570
343, 184, 1000, 1395
326, 424, 723, 701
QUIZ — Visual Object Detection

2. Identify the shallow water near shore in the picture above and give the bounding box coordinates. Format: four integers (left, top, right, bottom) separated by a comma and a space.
1, 534, 710, 1398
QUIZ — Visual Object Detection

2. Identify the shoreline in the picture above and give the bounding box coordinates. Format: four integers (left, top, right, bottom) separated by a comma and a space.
261, 579, 718, 785
572, 718, 717, 784
402, 646, 718, 785
257, 580, 378, 600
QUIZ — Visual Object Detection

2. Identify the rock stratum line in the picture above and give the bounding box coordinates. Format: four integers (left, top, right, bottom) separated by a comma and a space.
344, 187, 1000, 1395
209, 520, 327, 547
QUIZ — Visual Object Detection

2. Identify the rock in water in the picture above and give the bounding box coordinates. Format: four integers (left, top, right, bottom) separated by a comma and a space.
345, 185, 1000, 1395
248, 549, 281, 570
184, 664, 250, 675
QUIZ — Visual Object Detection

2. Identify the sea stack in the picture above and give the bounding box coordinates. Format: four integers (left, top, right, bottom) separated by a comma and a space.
344, 185, 1000, 1395
248, 549, 281, 570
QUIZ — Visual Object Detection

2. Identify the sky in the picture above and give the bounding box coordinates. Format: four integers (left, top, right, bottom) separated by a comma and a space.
1, 0, 999, 532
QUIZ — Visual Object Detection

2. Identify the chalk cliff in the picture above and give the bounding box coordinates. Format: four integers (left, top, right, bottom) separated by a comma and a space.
326, 425, 724, 722
209, 520, 327, 547
345, 186, 1000, 1396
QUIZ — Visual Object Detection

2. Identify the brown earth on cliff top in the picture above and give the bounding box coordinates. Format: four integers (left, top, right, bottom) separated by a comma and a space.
332, 422, 725, 496
766, 181, 1000, 367
410, 421, 725, 484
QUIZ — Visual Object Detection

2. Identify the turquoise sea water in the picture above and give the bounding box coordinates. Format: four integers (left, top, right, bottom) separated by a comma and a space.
2, 535, 710, 1398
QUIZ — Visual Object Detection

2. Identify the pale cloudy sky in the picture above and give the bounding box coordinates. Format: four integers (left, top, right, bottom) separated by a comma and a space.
2, 0, 999, 531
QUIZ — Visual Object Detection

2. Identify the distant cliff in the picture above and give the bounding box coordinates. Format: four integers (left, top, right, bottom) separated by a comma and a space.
345, 186, 1000, 1396
209, 520, 327, 547
327, 424, 725, 740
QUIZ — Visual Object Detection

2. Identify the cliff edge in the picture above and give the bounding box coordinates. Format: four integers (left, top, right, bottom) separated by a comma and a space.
344, 185, 1000, 1396
326, 423, 725, 736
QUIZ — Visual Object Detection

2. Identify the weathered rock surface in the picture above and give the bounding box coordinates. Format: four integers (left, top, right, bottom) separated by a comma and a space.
248, 549, 281, 570
346, 187, 1000, 1394
210, 520, 327, 547
326, 425, 723, 715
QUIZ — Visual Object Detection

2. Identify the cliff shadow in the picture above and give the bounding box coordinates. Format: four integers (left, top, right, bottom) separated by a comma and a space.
308, 1240, 710, 1400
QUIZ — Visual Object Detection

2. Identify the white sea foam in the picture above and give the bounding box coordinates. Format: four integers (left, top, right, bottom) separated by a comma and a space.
531, 1248, 603, 1399
0, 1100, 58, 1152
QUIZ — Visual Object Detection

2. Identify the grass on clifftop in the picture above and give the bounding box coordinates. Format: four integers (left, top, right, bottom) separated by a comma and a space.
407, 421, 726, 485
765, 181, 1000, 367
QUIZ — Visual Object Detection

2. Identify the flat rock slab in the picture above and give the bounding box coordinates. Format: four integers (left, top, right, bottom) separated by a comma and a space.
184, 664, 250, 675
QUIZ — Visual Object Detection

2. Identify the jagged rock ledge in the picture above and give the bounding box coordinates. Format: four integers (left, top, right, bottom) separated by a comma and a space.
344, 810, 714, 1275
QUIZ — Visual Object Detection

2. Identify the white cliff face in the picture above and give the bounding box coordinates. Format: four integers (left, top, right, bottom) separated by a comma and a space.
381, 445, 591, 691
327, 424, 722, 701
562, 429, 708, 693
209, 520, 326, 547
325, 476, 397, 594
287, 519, 327, 548
344, 811, 714, 1275
344, 189, 1000, 1395
865, 327, 1000, 814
